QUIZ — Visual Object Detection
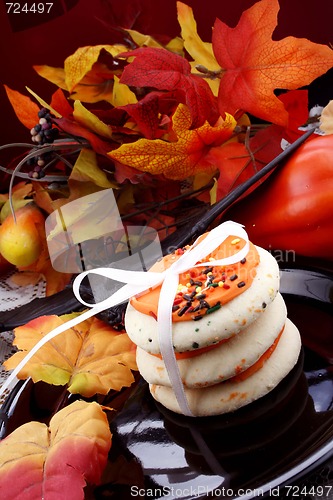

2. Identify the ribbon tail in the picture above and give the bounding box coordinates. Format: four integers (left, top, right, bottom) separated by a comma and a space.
0, 306, 99, 401
158, 276, 193, 417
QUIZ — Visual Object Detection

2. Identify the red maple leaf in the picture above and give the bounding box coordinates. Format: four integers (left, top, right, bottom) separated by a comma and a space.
213, 89, 309, 201
53, 117, 113, 156
50, 88, 73, 119
212, 0, 333, 126
119, 47, 219, 128
119, 92, 165, 139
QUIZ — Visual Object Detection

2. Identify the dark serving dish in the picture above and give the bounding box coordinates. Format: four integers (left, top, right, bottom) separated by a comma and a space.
0, 261, 333, 499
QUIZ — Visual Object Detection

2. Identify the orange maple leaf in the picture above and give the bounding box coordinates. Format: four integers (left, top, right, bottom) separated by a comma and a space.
213, 0, 333, 126
4, 314, 137, 398
4, 85, 40, 129
108, 104, 236, 180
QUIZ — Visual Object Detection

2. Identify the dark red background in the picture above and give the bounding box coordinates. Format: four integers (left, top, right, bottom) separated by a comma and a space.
1, 0, 333, 155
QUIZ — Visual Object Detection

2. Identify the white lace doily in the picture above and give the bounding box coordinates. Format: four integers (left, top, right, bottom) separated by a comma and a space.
0, 271, 46, 404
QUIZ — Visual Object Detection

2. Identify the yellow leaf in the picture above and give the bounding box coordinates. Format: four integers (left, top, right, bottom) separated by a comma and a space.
64, 44, 127, 93
51, 149, 118, 213
165, 36, 184, 55
320, 100, 333, 135
125, 29, 184, 55
33, 64, 67, 90
108, 104, 236, 180
125, 29, 165, 48
209, 177, 218, 204
25, 87, 62, 118
177, 1, 220, 95
73, 100, 113, 139
4, 315, 137, 397
70, 148, 116, 187
112, 75, 137, 107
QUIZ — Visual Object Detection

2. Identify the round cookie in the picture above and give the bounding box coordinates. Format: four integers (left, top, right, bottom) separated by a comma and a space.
136, 293, 287, 388
149, 318, 301, 417
125, 245, 280, 354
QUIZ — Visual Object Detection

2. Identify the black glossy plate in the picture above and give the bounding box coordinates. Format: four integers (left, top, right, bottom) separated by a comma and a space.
1, 264, 333, 500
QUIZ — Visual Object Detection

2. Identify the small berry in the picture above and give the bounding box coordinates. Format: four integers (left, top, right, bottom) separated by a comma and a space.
38, 108, 48, 118
26, 157, 36, 166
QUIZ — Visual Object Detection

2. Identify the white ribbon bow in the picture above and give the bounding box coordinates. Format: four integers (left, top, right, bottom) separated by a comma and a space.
0, 221, 249, 415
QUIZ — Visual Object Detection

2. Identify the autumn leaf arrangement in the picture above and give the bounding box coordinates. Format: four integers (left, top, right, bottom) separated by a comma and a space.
1, 0, 333, 497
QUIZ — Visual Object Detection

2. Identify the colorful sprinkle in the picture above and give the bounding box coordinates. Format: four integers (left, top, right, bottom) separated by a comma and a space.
178, 305, 190, 316
203, 267, 213, 274
206, 302, 221, 314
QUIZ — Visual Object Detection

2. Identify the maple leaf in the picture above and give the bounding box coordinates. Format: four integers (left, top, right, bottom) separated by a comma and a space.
4, 314, 137, 398
50, 88, 74, 119
112, 75, 137, 107
119, 47, 219, 127
213, 89, 309, 201
34, 44, 129, 105
124, 27, 184, 54
176, 1, 220, 96
212, 0, 333, 126
119, 90, 179, 139
26, 87, 62, 118
52, 116, 113, 156
108, 104, 236, 180
73, 101, 113, 140
4, 85, 40, 129
0, 400, 111, 499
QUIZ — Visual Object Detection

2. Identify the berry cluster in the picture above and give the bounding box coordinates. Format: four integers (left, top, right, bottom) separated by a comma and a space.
27, 156, 48, 179
28, 108, 60, 179
30, 108, 59, 145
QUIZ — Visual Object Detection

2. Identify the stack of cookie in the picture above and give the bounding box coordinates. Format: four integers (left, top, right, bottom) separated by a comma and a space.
125, 232, 301, 417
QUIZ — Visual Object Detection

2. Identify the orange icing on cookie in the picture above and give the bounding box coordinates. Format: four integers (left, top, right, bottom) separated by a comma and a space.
232, 327, 284, 383
152, 337, 230, 360
131, 235, 260, 322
